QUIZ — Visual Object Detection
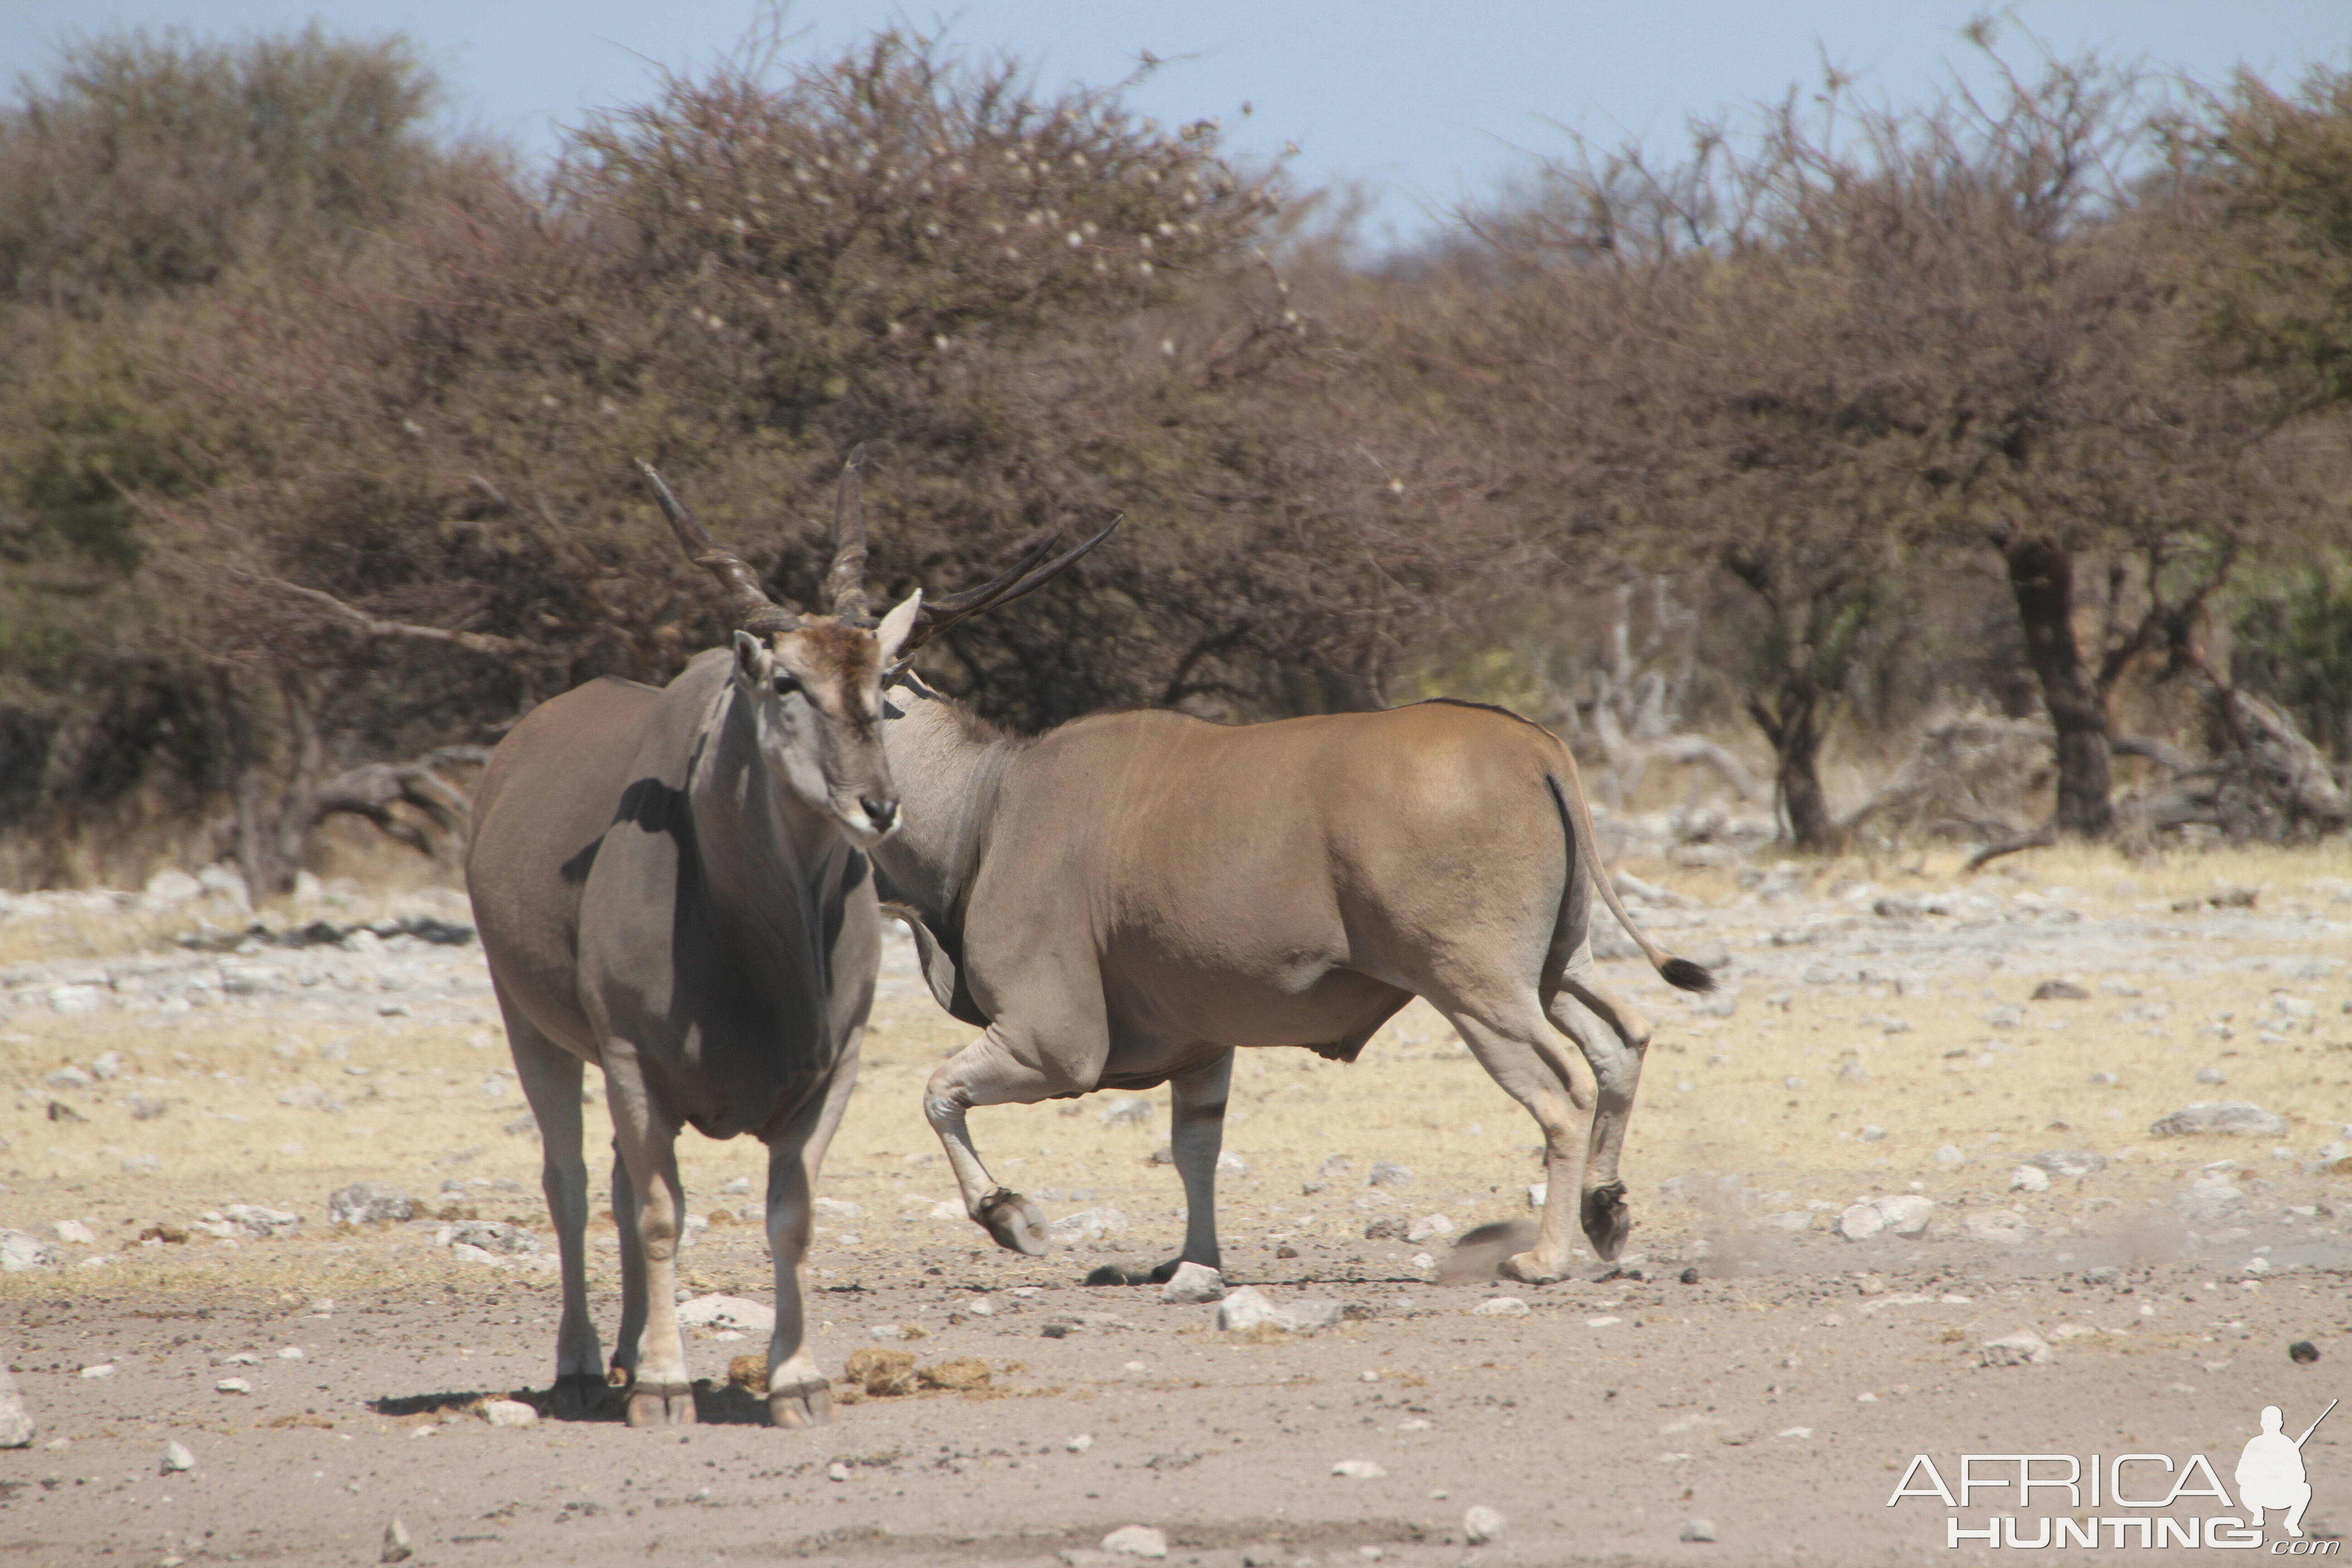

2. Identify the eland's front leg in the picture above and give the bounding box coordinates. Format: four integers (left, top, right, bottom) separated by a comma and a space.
501, 1005, 603, 1418
761, 1041, 860, 1429
607, 1083, 694, 1427
926, 1023, 1099, 1256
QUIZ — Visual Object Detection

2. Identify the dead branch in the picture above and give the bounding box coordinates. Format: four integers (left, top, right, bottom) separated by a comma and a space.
227, 570, 525, 657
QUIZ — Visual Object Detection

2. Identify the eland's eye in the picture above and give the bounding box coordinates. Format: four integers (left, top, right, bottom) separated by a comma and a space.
772, 674, 802, 697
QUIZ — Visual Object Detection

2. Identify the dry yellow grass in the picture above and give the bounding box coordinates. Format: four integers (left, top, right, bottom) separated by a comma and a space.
4, 838, 2347, 1300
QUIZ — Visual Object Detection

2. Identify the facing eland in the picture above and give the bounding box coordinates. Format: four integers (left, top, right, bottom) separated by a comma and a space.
870, 680, 1715, 1287
466, 452, 1098, 1427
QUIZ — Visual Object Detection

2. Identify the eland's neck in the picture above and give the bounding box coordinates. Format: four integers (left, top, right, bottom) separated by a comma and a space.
872, 681, 1018, 934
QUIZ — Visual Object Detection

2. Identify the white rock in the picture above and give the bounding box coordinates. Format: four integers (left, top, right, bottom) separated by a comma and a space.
1215, 1287, 1278, 1331
0, 1363, 33, 1448
1934, 1143, 1966, 1166
79, 1363, 114, 1378
1526, 1182, 1548, 1209
48, 986, 102, 1014
1980, 1331, 2052, 1367
448, 1243, 502, 1265
1464, 1505, 1506, 1545
52, 1220, 95, 1246
927, 1200, 963, 1220
1098, 1096, 1152, 1127
676, 1294, 777, 1335
1410, 1251, 1436, 1273
2026, 1150, 2107, 1179
811, 1197, 860, 1220
2009, 1166, 2050, 1193
2173, 1176, 2247, 1223
1066, 1433, 1094, 1452
160, 1438, 195, 1473
480, 1399, 538, 1428
142, 869, 203, 909
1101, 1524, 1168, 1559
444, 1220, 538, 1255
88, 1051, 122, 1080
0, 1230, 62, 1272
215, 1378, 253, 1395
2151, 1102, 2289, 1138
1962, 1211, 2032, 1245
1405, 1214, 1454, 1243
1366, 1161, 1413, 1188
1331, 1459, 1387, 1479
1681, 1517, 1718, 1542
1471, 1297, 1529, 1319
1047, 1207, 1130, 1244
1835, 1204, 1884, 1241
44, 1066, 93, 1090
1216, 1150, 1248, 1176
225, 1204, 302, 1239
1159, 1262, 1225, 1303
1874, 1195, 1936, 1236
1276, 1299, 1345, 1332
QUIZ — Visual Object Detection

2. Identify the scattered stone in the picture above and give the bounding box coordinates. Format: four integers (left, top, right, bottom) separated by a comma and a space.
2150, 1102, 2289, 1138
1405, 1214, 1454, 1244
2031, 980, 2089, 1001
1837, 1194, 1934, 1240
811, 1197, 860, 1220
1047, 1208, 1130, 1244
1317, 1154, 1353, 1180
0, 1230, 61, 1272
676, 1294, 777, 1335
1837, 1062, 1871, 1084
1277, 1299, 1345, 1332
2290, 1341, 2320, 1365
1366, 1161, 1413, 1188
1527, 1182, 1548, 1208
1463, 1505, 1506, 1546
329, 1182, 414, 1227
1980, 1331, 2053, 1367
0, 1362, 34, 1448
215, 1377, 253, 1394
44, 1066, 93, 1091
1159, 1262, 1225, 1304
481, 1399, 538, 1428
1859, 1124, 1886, 1142
1835, 1204, 1884, 1241
225, 1204, 302, 1239
2195, 1066, 2230, 1086
439, 1220, 537, 1255
1363, 1215, 1409, 1242
1963, 1211, 2032, 1245
1331, 1460, 1387, 1480
1067, 1433, 1094, 1452
51, 1220, 94, 1246
1471, 1297, 1530, 1319
1216, 1288, 1277, 1332
448, 1243, 500, 1266
2082, 1266, 2122, 1286
826, 1461, 851, 1482
1217, 1151, 1248, 1176
2009, 1166, 2050, 1193
2174, 1174, 2248, 1223
2027, 1150, 2107, 1179
161, 1439, 194, 1473
1101, 1525, 1168, 1559
1679, 1267, 1702, 1285
1935, 1144, 1966, 1166
1681, 1517, 1718, 1543
382, 1517, 413, 1564
1098, 1097, 1152, 1127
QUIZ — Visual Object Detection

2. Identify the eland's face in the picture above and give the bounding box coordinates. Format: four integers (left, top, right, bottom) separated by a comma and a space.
730, 593, 921, 846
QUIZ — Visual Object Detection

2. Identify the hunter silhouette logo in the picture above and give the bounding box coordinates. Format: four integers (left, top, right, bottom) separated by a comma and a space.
2241, 1400, 2336, 1540
1886, 1395, 2340, 1550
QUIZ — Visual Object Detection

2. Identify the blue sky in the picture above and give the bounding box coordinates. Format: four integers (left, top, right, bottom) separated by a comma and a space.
3, 2, 2347, 249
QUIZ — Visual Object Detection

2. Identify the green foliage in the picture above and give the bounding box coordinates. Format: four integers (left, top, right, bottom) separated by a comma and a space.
2202, 66, 2352, 412
2232, 558, 2352, 760
0, 25, 441, 307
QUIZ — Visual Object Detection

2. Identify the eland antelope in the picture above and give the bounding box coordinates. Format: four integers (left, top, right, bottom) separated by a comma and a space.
467, 455, 1101, 1426
871, 686, 1715, 1287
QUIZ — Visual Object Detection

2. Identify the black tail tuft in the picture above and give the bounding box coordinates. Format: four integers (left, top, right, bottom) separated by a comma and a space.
1660, 957, 1716, 994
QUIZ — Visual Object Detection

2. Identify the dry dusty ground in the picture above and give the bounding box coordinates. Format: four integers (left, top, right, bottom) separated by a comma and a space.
1, 841, 2349, 1565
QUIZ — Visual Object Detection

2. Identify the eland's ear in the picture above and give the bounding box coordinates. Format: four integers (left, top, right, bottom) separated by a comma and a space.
732, 630, 771, 686
874, 590, 923, 664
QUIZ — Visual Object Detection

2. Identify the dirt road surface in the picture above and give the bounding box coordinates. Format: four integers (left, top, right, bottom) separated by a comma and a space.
3, 844, 2348, 1564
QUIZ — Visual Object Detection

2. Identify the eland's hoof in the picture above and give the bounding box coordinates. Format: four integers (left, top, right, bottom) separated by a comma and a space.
549, 1372, 607, 1421
768, 1376, 833, 1430
1581, 1181, 1631, 1260
624, 1381, 696, 1428
1499, 1251, 1567, 1286
977, 1190, 1049, 1256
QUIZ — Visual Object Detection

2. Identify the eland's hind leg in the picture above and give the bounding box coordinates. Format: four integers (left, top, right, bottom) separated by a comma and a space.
926, 1016, 1107, 1257
1429, 995, 1597, 1285
1152, 1050, 1233, 1279
500, 999, 603, 1418
1549, 961, 1654, 1260
761, 1034, 862, 1429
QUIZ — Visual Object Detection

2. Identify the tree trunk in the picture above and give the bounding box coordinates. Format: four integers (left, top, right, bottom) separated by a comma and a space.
1746, 686, 1837, 851
2000, 534, 2114, 838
